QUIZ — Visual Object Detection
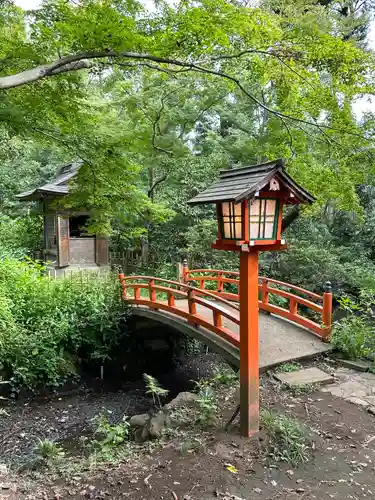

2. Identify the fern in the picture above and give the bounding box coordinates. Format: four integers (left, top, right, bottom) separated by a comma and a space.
143, 373, 169, 408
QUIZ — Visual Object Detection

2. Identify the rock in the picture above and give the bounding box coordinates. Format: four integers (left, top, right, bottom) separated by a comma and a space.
129, 413, 149, 428
253, 488, 262, 493
165, 392, 198, 410
0, 464, 8, 476
147, 410, 171, 439
368, 406, 375, 416
337, 359, 373, 372
274, 367, 334, 387
347, 397, 369, 407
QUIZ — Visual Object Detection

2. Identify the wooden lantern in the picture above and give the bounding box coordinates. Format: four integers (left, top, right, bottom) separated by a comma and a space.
188, 159, 315, 438
189, 159, 314, 252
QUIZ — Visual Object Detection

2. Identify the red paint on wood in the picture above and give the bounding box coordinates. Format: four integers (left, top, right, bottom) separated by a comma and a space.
149, 280, 156, 302
188, 289, 197, 315
168, 292, 175, 307
239, 251, 260, 437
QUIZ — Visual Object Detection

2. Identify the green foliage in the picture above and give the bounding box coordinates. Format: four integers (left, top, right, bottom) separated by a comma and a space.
0, 0, 374, 240
260, 409, 309, 466
288, 383, 318, 397
0, 214, 42, 258
332, 293, 375, 360
180, 437, 206, 456
143, 373, 169, 408
0, 260, 127, 390
278, 362, 302, 373
90, 413, 130, 459
30, 439, 65, 469
211, 366, 238, 386
194, 381, 219, 429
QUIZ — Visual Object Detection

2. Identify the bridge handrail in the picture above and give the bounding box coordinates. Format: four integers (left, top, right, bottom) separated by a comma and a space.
119, 274, 241, 348
120, 275, 239, 310
182, 265, 332, 339
184, 268, 322, 302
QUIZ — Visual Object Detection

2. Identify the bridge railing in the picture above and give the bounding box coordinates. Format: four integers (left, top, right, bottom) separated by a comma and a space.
182, 263, 332, 340
119, 274, 240, 348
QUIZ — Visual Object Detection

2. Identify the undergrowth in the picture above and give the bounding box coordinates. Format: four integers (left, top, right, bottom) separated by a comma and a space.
0, 259, 127, 391
261, 409, 309, 466
331, 293, 375, 360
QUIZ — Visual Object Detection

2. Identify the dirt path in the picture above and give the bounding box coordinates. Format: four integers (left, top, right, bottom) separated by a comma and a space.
1, 360, 375, 500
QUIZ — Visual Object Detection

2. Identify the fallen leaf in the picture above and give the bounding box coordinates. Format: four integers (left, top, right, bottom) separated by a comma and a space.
225, 464, 238, 474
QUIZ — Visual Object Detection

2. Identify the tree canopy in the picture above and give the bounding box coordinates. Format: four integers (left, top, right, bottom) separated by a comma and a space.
0, 0, 375, 233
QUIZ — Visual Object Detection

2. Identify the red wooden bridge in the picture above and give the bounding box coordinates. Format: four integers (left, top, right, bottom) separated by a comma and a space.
119, 266, 333, 369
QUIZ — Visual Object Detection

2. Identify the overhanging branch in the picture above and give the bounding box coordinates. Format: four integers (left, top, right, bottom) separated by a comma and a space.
0, 50, 370, 142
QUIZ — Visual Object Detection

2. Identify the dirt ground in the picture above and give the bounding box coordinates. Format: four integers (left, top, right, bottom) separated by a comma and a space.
1, 359, 375, 500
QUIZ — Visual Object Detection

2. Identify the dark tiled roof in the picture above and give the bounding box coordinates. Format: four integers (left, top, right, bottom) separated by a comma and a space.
188, 159, 315, 205
17, 162, 82, 201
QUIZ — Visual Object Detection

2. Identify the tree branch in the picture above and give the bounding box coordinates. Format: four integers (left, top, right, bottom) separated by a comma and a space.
0, 50, 371, 143
147, 173, 168, 197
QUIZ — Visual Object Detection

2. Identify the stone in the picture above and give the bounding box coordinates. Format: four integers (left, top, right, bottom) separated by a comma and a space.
347, 397, 369, 407
337, 359, 373, 372
165, 392, 198, 410
147, 410, 171, 439
274, 367, 334, 387
368, 406, 375, 416
129, 413, 149, 428
0, 464, 8, 476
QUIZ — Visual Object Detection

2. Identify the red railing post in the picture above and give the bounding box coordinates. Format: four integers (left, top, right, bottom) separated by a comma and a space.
168, 290, 175, 307
213, 310, 223, 329
289, 298, 298, 316
134, 286, 140, 300
217, 271, 224, 293
182, 259, 189, 283
188, 289, 197, 315
260, 278, 269, 305
149, 279, 157, 302
322, 281, 332, 339
118, 271, 126, 300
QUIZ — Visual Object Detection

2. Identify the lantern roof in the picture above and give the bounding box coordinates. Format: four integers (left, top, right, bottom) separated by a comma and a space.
188, 158, 315, 205
16, 161, 83, 201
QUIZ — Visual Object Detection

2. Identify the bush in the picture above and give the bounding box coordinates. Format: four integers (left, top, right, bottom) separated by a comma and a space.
331, 294, 375, 360
0, 214, 42, 258
0, 259, 127, 390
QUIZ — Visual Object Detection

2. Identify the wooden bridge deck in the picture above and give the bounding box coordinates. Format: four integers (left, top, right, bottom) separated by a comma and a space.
164, 300, 332, 369
121, 270, 333, 369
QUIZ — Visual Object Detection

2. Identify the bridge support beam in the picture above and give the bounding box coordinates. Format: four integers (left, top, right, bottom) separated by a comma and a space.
239, 250, 259, 437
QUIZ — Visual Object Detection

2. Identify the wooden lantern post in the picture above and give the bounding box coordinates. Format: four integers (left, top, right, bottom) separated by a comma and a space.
188, 159, 315, 437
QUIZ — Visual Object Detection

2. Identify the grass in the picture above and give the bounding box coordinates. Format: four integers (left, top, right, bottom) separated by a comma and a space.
260, 409, 309, 466
180, 437, 206, 456
278, 362, 302, 373
287, 383, 318, 396
261, 410, 308, 466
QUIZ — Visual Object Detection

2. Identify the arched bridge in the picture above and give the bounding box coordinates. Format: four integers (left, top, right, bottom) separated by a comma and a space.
119, 267, 332, 369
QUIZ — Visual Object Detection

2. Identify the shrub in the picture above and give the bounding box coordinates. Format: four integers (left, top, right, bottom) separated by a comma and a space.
0, 259, 127, 390
331, 293, 375, 360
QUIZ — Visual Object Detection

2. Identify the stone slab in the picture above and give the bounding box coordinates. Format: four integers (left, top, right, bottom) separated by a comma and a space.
274, 367, 334, 387
337, 359, 373, 372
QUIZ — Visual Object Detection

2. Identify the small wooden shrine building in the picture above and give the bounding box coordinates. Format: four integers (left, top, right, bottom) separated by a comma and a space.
17, 162, 109, 269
